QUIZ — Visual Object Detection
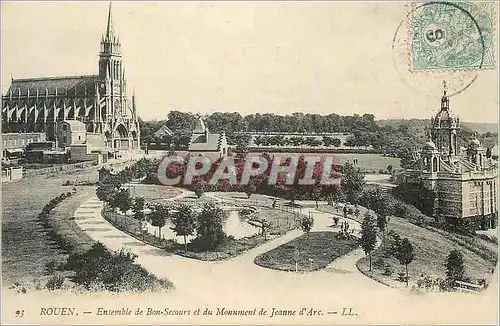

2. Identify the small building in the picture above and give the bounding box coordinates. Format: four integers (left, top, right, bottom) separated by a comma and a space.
67, 144, 104, 164
154, 125, 174, 138
24, 141, 68, 164
1, 132, 46, 162
188, 118, 229, 161
57, 120, 87, 148
2, 166, 23, 182
56, 120, 107, 163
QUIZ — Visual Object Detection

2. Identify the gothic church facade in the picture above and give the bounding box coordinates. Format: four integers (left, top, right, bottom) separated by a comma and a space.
1, 4, 140, 150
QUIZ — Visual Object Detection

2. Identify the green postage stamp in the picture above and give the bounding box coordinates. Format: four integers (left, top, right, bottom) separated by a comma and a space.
410, 1, 496, 71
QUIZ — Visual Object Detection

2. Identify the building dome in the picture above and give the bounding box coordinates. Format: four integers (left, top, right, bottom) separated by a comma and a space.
469, 137, 481, 149
423, 139, 437, 150
432, 109, 459, 128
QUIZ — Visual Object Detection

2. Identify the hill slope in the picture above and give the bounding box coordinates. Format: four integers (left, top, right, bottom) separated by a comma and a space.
377, 119, 498, 134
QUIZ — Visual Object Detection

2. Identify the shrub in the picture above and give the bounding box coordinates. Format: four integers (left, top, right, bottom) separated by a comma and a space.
45, 275, 65, 291
397, 272, 408, 283
373, 258, 386, 268
45, 260, 58, 275
195, 203, 226, 250
392, 182, 435, 216
445, 249, 466, 283
63, 242, 172, 292
383, 265, 394, 276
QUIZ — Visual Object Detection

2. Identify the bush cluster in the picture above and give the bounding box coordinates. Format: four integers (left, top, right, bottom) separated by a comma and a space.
37, 191, 76, 252
62, 242, 173, 292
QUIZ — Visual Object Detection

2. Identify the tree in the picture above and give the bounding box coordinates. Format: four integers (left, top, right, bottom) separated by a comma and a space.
341, 163, 365, 204
170, 204, 197, 253
196, 203, 226, 250
192, 181, 206, 199
259, 219, 271, 238
445, 249, 466, 284
132, 197, 145, 221
300, 214, 314, 245
360, 211, 377, 271
311, 186, 323, 208
150, 204, 168, 240
393, 182, 435, 216
327, 184, 345, 205
323, 136, 341, 147
396, 238, 414, 287
245, 182, 256, 199
376, 213, 388, 248
103, 188, 120, 220
116, 188, 132, 215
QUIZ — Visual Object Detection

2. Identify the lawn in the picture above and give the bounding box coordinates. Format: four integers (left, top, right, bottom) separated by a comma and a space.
130, 184, 182, 203
247, 152, 401, 172
1, 159, 135, 286
357, 216, 498, 288
254, 231, 359, 272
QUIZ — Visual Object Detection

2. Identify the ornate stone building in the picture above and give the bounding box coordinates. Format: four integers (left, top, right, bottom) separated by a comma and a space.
1, 4, 139, 150
405, 85, 498, 229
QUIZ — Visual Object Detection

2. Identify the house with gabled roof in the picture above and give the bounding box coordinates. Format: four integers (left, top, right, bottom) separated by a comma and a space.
188, 117, 228, 161
154, 125, 174, 138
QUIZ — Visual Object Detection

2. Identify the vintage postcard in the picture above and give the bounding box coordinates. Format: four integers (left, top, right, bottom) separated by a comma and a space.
1, 1, 498, 325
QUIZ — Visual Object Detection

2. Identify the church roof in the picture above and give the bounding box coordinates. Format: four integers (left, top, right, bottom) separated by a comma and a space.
4, 75, 99, 97
193, 118, 207, 133
58, 120, 86, 131
154, 125, 174, 137
188, 133, 225, 152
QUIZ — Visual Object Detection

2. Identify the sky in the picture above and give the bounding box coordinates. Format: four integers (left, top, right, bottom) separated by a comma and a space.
1, 1, 498, 123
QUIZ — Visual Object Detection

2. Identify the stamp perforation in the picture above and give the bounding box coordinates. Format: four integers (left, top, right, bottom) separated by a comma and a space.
405, 1, 496, 74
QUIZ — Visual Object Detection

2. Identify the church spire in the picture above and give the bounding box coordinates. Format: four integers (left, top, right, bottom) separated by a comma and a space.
100, 1, 120, 55
105, 2, 114, 42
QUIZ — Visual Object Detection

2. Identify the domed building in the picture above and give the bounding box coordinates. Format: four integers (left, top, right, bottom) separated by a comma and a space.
405, 86, 498, 230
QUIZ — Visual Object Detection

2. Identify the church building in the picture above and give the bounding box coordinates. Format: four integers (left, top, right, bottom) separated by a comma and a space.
1, 3, 140, 150
405, 84, 498, 230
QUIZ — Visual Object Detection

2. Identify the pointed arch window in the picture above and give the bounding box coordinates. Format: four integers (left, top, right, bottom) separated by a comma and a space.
432, 157, 438, 172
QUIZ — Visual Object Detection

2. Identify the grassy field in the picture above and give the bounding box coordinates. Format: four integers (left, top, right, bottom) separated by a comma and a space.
356, 216, 497, 288
254, 231, 359, 272
131, 184, 182, 203
248, 152, 401, 172
318, 204, 497, 288
1, 160, 132, 287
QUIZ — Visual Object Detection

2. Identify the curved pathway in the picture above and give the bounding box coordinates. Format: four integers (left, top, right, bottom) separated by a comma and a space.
74, 194, 385, 299
71, 193, 497, 324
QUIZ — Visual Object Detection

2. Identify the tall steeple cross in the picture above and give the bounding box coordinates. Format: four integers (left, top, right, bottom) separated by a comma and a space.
443, 80, 447, 96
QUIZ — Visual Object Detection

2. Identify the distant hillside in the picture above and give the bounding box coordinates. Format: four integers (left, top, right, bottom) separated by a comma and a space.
461, 122, 498, 134
377, 119, 498, 134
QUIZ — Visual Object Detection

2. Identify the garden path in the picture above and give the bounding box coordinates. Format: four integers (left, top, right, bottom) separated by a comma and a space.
72, 194, 496, 323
